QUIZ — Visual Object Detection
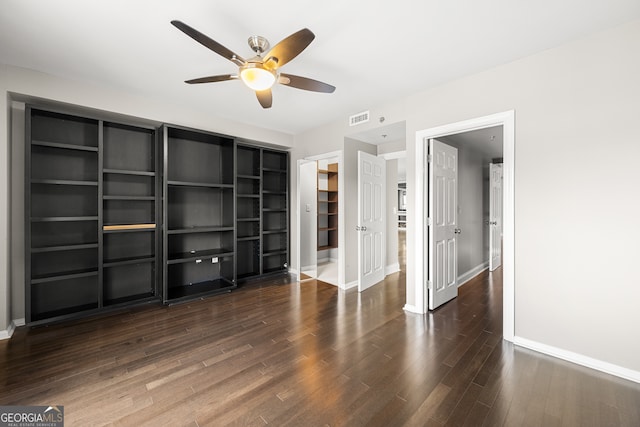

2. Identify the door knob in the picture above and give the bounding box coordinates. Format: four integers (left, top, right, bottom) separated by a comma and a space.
454, 228, 461, 234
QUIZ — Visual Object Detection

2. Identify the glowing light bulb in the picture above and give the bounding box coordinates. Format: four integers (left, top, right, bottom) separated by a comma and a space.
240, 64, 276, 91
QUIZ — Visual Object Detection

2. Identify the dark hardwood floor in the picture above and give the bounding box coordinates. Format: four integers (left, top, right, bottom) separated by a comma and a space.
2, 233, 640, 426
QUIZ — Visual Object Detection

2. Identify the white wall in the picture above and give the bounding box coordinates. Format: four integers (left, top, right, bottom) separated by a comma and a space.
299, 161, 317, 271
0, 63, 294, 331
10, 102, 25, 320
293, 19, 640, 374
385, 159, 399, 272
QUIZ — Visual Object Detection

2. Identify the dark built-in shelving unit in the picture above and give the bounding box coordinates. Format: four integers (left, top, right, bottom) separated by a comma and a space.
261, 150, 289, 275
26, 106, 160, 324
235, 145, 261, 279
25, 104, 290, 325
162, 125, 236, 303
235, 146, 290, 280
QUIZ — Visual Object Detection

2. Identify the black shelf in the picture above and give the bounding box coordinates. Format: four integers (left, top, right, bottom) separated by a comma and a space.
168, 180, 234, 189
168, 226, 234, 235
31, 216, 99, 222
32, 140, 98, 152
103, 168, 156, 177
103, 256, 156, 267
32, 243, 98, 253
167, 278, 235, 301
103, 227, 156, 234
237, 174, 260, 180
31, 269, 99, 284
26, 105, 159, 325
168, 249, 235, 264
31, 179, 98, 186
237, 217, 260, 222
262, 167, 287, 173
164, 125, 236, 303
104, 292, 156, 307
30, 303, 99, 323
262, 229, 287, 234
237, 236, 260, 242
263, 250, 288, 257
237, 194, 260, 198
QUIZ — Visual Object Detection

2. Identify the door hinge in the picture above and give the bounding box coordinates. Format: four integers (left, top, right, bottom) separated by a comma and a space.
427, 154, 432, 163
427, 217, 431, 226
427, 280, 432, 290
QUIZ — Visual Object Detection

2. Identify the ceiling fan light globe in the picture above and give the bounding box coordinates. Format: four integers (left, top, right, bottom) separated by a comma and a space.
240, 65, 276, 91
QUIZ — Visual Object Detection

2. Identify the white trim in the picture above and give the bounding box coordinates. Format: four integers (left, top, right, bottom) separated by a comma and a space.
288, 267, 300, 276
385, 262, 400, 275
457, 263, 489, 287
343, 280, 358, 290
303, 150, 342, 161
0, 318, 25, 340
514, 336, 640, 384
403, 304, 421, 314
379, 150, 407, 160
414, 110, 515, 342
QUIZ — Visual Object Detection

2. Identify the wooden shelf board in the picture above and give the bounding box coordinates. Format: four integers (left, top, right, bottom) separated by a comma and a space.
103, 223, 156, 231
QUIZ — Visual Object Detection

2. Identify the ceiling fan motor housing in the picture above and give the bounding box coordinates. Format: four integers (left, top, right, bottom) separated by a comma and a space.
248, 35, 269, 54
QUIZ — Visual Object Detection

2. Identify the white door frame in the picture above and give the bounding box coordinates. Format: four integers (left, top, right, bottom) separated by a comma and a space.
296, 150, 345, 287
411, 110, 515, 341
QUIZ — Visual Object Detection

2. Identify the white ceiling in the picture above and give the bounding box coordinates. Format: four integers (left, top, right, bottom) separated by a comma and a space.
1, 1, 639, 136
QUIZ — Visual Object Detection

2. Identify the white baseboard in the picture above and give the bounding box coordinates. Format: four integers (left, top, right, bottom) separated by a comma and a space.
403, 304, 423, 314
343, 280, 358, 290
458, 262, 489, 287
514, 336, 640, 384
385, 263, 400, 275
289, 268, 299, 276
0, 318, 26, 340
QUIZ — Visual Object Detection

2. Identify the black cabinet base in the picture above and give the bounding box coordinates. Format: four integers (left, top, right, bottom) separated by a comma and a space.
167, 278, 236, 302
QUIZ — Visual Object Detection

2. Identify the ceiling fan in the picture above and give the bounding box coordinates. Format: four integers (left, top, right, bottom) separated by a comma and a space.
171, 20, 336, 109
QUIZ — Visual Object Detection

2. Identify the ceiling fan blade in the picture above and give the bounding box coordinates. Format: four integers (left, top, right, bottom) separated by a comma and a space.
185, 74, 236, 84
279, 73, 335, 93
171, 20, 245, 65
256, 89, 273, 109
263, 28, 315, 69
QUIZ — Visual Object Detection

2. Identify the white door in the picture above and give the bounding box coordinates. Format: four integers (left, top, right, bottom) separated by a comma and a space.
358, 151, 386, 292
428, 139, 459, 310
489, 163, 503, 271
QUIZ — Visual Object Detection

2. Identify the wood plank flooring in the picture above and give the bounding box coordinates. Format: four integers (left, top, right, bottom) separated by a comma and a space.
2, 235, 640, 425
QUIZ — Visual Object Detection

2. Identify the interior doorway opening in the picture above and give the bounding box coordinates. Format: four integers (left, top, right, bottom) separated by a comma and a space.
412, 110, 515, 341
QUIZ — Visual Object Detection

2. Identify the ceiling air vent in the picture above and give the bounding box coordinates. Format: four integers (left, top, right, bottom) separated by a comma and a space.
349, 110, 370, 126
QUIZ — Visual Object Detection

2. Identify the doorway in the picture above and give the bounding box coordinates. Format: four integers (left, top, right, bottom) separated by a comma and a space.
296, 151, 343, 287
412, 111, 515, 341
